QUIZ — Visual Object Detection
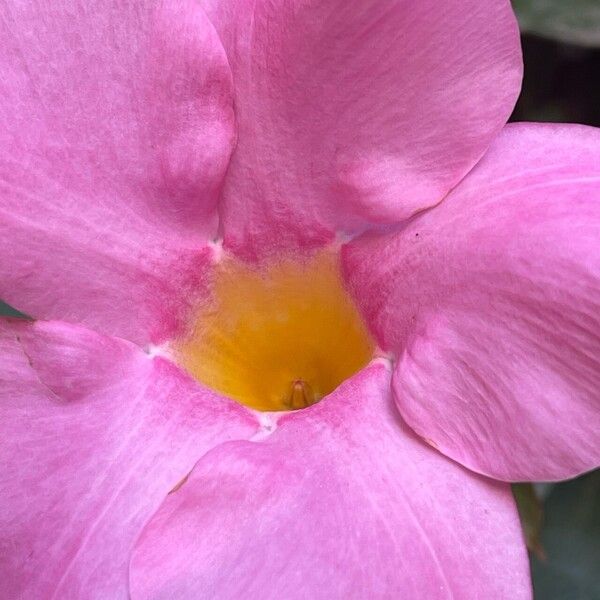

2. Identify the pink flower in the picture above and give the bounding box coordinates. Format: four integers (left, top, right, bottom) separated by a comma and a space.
1, 0, 599, 598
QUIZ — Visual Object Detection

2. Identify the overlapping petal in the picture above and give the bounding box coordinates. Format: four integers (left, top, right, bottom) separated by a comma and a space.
343, 123, 600, 481
130, 363, 530, 599
0, 0, 235, 343
202, 0, 522, 259
0, 319, 257, 599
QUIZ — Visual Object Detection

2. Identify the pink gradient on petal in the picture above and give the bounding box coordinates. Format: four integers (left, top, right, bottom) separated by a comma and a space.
343, 123, 600, 482
203, 0, 522, 259
130, 364, 531, 599
0, 319, 258, 599
0, 0, 235, 343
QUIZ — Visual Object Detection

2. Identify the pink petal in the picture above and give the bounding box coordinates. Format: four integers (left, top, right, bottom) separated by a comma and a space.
0, 319, 257, 599
130, 363, 531, 599
0, 0, 235, 343
202, 0, 522, 259
343, 123, 600, 481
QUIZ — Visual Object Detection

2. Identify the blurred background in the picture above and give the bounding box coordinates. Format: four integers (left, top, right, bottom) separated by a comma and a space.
1, 0, 599, 598
511, 0, 600, 126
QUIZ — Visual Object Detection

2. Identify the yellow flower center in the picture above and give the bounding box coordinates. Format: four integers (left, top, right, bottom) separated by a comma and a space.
177, 249, 374, 411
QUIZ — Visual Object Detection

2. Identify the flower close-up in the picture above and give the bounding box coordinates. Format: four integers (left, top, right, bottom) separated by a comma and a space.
1, 0, 599, 598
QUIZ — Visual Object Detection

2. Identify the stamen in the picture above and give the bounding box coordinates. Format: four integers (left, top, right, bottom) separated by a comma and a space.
284, 379, 317, 410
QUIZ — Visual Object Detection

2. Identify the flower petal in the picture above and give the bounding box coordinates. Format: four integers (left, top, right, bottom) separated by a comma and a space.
130, 363, 531, 599
343, 123, 600, 481
202, 0, 522, 259
0, 0, 235, 343
0, 319, 257, 599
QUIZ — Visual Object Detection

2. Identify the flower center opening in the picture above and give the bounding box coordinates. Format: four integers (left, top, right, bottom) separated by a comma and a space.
177, 250, 374, 411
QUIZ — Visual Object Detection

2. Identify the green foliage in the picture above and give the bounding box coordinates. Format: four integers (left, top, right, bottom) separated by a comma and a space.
530, 471, 600, 599
513, 0, 600, 47
514, 483, 545, 559
0, 300, 26, 317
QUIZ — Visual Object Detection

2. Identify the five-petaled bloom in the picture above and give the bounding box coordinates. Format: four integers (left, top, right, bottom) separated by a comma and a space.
1, 0, 599, 598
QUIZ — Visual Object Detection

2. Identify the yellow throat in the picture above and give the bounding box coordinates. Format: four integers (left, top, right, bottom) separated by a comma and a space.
177, 249, 374, 411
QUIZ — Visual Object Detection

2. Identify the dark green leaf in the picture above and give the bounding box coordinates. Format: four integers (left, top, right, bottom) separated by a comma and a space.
513, 0, 600, 47
514, 483, 545, 559
0, 300, 29, 318
531, 470, 600, 600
